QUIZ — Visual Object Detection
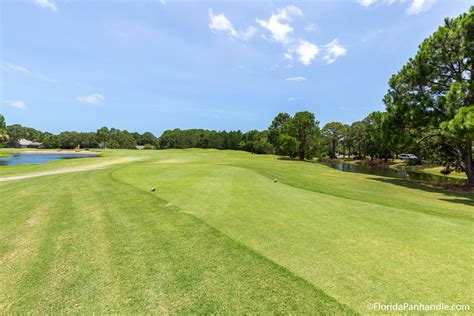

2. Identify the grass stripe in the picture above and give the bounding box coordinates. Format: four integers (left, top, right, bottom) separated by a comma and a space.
1, 167, 355, 314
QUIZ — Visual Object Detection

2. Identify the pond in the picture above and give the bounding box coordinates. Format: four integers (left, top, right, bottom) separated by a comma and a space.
319, 162, 466, 186
0, 153, 99, 167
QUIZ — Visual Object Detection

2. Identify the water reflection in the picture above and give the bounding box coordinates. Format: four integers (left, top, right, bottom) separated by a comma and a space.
320, 162, 465, 186
0, 153, 98, 166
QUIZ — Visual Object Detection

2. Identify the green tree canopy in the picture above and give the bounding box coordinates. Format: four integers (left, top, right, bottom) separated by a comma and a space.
384, 6, 474, 186
268, 112, 291, 154
322, 122, 345, 158
279, 134, 299, 158
0, 115, 9, 144
289, 111, 321, 160
6, 124, 45, 145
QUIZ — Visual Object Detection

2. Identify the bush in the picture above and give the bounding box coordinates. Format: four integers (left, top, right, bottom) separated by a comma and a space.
408, 158, 422, 166
440, 166, 452, 176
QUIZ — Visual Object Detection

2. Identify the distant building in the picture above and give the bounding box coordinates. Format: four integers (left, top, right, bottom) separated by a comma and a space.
17, 138, 43, 148
135, 145, 145, 150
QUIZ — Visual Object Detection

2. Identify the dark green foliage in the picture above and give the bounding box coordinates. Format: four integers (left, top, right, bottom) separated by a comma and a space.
6, 124, 46, 145
270, 111, 321, 160
240, 130, 274, 154
384, 6, 474, 185
363, 111, 393, 160
0, 115, 8, 144
96, 127, 111, 149
42, 129, 143, 150
407, 158, 422, 166
139, 132, 159, 147
279, 134, 299, 158
268, 113, 291, 155
158, 128, 272, 154
159, 129, 230, 149
291, 112, 321, 160
0, 122, 158, 150
324, 113, 398, 161
321, 122, 345, 158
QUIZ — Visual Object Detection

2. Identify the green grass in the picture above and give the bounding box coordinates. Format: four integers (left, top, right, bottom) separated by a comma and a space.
1, 149, 473, 313
411, 165, 467, 179
386, 160, 467, 180
0, 149, 14, 158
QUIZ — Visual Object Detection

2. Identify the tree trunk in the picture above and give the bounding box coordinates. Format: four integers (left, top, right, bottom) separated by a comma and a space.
465, 59, 474, 187
462, 140, 474, 187
299, 150, 305, 160
331, 140, 336, 158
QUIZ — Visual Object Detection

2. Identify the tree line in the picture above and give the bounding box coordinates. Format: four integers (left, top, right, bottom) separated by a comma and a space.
0, 123, 160, 150
0, 7, 472, 185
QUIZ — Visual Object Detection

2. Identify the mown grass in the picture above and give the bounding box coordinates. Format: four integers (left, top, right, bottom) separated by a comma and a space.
412, 165, 467, 179
1, 149, 473, 313
0, 157, 353, 313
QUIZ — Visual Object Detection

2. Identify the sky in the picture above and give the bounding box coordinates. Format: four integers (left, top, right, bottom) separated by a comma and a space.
1, 0, 472, 135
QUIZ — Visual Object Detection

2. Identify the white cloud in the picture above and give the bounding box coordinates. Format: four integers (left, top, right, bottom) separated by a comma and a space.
209, 9, 237, 37
406, 0, 432, 15
288, 97, 297, 101
1, 63, 56, 82
208, 9, 256, 41
210, 5, 345, 67
286, 76, 306, 81
358, 0, 398, 7
77, 93, 105, 104
294, 40, 319, 66
33, 0, 57, 11
256, 5, 302, 44
239, 26, 257, 41
324, 39, 347, 64
358, 0, 378, 7
1, 63, 31, 75
358, 0, 432, 14
4, 100, 27, 110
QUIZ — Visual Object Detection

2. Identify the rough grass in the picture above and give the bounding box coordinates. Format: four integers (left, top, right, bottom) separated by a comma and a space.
1, 149, 473, 313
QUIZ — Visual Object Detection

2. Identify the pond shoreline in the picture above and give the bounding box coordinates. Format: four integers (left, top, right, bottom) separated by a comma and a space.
19, 149, 100, 155
0, 152, 100, 167
318, 160, 467, 188
318, 158, 466, 180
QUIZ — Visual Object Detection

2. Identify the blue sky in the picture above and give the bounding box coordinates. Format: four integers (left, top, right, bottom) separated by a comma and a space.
1, 0, 472, 135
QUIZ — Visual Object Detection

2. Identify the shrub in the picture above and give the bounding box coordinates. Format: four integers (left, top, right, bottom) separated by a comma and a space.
408, 158, 422, 166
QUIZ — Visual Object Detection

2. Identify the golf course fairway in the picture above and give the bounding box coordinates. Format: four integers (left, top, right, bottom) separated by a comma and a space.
1, 149, 472, 313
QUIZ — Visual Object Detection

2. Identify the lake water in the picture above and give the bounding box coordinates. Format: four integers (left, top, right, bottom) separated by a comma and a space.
320, 162, 465, 185
0, 153, 99, 166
